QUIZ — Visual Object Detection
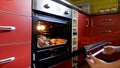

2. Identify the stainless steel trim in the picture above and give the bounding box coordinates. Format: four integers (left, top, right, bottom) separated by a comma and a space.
33, 53, 35, 61
33, 0, 72, 18
0, 26, 16, 31
52, 0, 89, 14
0, 57, 15, 64
33, 63, 36, 68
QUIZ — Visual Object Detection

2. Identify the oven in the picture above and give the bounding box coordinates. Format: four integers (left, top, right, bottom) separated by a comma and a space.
32, 0, 72, 68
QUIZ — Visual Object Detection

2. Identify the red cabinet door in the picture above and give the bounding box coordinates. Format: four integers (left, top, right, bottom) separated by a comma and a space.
0, 0, 31, 16
0, 12, 31, 44
78, 13, 90, 49
78, 12, 90, 63
0, 43, 31, 68
91, 14, 120, 60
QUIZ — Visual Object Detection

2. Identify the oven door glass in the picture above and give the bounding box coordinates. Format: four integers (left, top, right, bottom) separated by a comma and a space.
36, 20, 68, 48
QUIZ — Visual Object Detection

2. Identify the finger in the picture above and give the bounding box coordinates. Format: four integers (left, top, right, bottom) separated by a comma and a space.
102, 48, 107, 54
102, 51, 106, 54
85, 58, 94, 66
89, 55, 101, 63
103, 46, 108, 49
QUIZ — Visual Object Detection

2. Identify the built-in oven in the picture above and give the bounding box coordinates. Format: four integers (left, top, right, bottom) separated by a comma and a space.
32, 0, 72, 68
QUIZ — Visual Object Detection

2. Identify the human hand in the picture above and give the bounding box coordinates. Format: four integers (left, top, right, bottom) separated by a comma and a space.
103, 45, 116, 55
85, 55, 109, 68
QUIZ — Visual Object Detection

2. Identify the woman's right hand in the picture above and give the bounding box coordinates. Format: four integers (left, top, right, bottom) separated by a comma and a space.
85, 55, 110, 68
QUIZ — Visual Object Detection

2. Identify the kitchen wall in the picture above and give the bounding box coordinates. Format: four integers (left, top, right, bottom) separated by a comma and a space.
91, 0, 118, 14
67, 0, 119, 14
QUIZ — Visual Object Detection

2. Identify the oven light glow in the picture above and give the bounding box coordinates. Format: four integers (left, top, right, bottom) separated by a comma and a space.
37, 25, 45, 30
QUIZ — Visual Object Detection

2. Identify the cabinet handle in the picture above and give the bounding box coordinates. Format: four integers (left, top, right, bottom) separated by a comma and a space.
102, 30, 112, 33
102, 19, 112, 22
64, 11, 69, 15
91, 19, 94, 27
86, 18, 89, 27
44, 4, 50, 9
0, 57, 15, 64
0, 26, 16, 31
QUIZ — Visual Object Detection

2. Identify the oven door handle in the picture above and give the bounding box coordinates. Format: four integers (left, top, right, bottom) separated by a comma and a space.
92, 48, 104, 56
0, 57, 15, 64
0, 26, 16, 31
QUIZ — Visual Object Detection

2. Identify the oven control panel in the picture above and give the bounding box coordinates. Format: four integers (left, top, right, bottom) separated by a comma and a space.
33, 0, 72, 19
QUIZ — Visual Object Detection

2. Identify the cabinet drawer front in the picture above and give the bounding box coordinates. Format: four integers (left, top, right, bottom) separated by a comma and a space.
0, 44, 31, 68
0, 12, 31, 44
0, 0, 31, 16
92, 14, 120, 26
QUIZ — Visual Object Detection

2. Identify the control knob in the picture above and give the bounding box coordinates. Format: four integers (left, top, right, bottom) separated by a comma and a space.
64, 11, 69, 15
44, 4, 50, 9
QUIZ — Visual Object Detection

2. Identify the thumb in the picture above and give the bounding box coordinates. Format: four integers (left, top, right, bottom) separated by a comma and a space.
89, 55, 102, 63
85, 58, 94, 67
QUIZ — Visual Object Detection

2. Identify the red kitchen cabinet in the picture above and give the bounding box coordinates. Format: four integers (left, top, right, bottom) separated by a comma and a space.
0, 12, 31, 68
0, 0, 31, 68
78, 12, 90, 63
91, 14, 120, 43
0, 43, 31, 68
0, 0, 31, 16
0, 12, 31, 44
90, 14, 120, 60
